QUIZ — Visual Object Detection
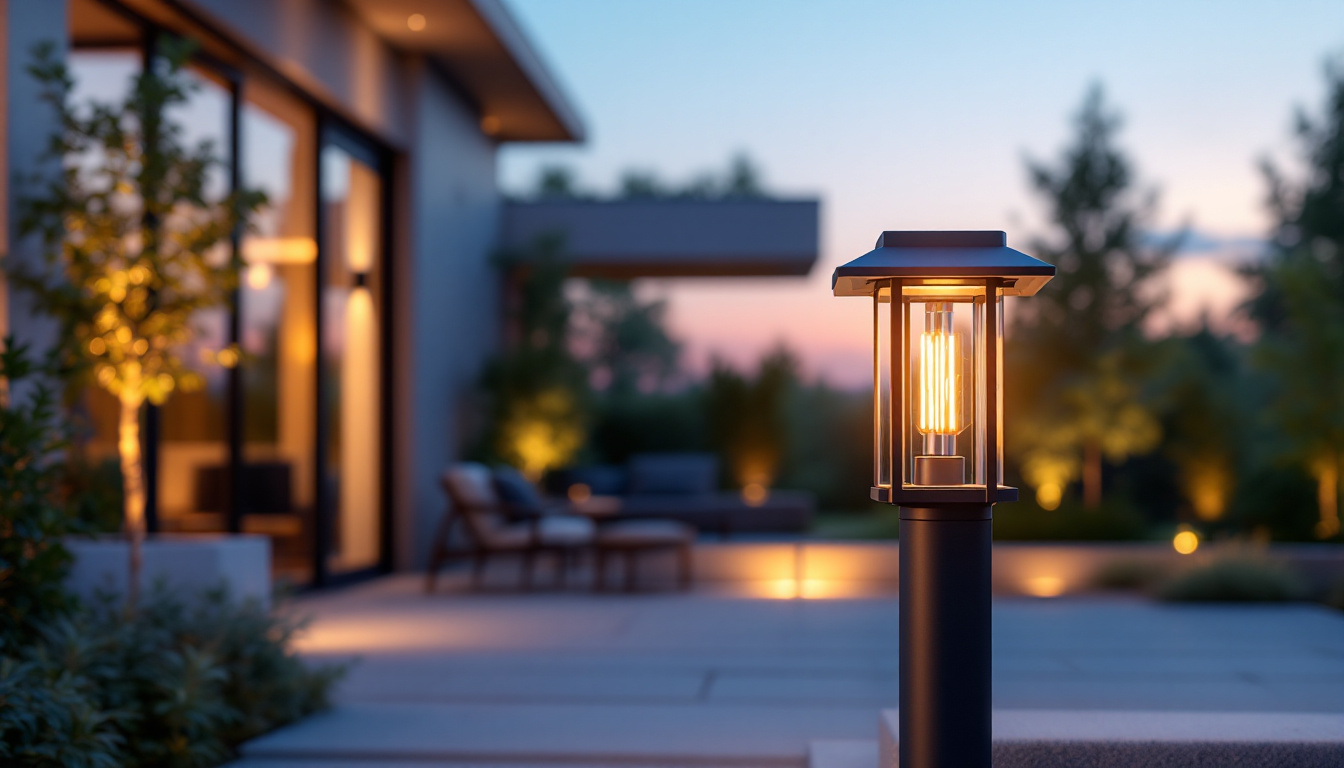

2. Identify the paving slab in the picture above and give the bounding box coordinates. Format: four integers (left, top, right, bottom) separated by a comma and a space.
241, 701, 875, 765
233, 575, 1344, 766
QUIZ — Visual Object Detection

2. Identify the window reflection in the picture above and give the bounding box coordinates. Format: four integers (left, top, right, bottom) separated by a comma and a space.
322, 142, 383, 574
158, 64, 232, 528
241, 75, 319, 584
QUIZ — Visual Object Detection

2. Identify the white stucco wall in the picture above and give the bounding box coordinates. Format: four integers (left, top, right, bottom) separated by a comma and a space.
399, 60, 502, 568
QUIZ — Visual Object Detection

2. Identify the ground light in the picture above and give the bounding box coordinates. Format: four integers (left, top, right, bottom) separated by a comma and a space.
833, 231, 1055, 768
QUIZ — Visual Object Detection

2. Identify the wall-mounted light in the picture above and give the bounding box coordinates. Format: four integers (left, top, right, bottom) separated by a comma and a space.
352, 270, 370, 289
407, 13, 427, 32
246, 262, 274, 291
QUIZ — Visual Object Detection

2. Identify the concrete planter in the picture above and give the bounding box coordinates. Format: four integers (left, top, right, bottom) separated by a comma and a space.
65, 534, 271, 609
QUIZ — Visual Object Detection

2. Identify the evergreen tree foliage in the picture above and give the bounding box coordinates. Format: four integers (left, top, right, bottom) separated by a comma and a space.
1011, 85, 1177, 508
0, 340, 74, 642
1247, 60, 1344, 538
574, 280, 680, 397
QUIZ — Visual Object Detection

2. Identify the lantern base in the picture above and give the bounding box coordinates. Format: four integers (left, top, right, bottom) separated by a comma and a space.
913, 455, 965, 486
899, 505, 992, 768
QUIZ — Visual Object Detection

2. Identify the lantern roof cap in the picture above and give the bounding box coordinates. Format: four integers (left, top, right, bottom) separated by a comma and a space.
832, 230, 1055, 297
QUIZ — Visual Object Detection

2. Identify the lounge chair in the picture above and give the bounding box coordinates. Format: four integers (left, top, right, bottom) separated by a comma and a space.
426, 463, 595, 592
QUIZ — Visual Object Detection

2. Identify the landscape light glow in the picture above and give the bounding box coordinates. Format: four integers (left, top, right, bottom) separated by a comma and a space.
1173, 528, 1199, 555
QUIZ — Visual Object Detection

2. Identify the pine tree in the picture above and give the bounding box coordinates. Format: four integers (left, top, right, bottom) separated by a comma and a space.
1248, 61, 1344, 539
1011, 85, 1177, 509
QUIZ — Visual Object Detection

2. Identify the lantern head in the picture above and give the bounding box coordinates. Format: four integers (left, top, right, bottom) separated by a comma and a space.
832, 231, 1054, 506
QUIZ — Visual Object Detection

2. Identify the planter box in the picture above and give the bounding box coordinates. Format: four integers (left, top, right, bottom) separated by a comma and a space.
65, 534, 271, 609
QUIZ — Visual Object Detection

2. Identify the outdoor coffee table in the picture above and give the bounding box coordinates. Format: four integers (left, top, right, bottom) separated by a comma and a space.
594, 520, 694, 591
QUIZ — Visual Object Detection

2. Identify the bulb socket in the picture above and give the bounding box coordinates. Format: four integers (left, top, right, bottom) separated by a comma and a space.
914, 455, 965, 486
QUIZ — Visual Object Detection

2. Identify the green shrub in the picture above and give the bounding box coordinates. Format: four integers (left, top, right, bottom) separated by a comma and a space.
0, 586, 344, 767
994, 497, 1149, 541
0, 339, 75, 641
1092, 558, 1169, 591
1157, 557, 1307, 602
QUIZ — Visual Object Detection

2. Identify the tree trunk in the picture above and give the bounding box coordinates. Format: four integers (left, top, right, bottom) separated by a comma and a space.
1083, 439, 1102, 510
118, 385, 146, 611
1315, 453, 1340, 539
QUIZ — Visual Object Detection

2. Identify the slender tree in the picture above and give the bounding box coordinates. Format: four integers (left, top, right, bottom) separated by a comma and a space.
481, 236, 589, 480
1011, 85, 1177, 508
1246, 60, 1344, 539
11, 40, 263, 608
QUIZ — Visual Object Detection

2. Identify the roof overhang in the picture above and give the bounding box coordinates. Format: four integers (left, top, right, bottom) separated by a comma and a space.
832, 231, 1055, 297
502, 199, 820, 278
344, 0, 584, 142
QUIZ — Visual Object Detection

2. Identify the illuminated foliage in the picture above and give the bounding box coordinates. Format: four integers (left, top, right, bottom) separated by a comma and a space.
11, 40, 264, 607
1011, 85, 1174, 509
1250, 61, 1344, 540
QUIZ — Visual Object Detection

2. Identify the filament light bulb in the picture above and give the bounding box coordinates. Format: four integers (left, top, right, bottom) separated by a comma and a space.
913, 302, 969, 486
919, 329, 960, 436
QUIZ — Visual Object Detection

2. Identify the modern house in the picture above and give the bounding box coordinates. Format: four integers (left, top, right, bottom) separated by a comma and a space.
1, 0, 818, 588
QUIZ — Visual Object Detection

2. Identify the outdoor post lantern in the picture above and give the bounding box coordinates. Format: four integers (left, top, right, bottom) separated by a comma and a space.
832, 231, 1054, 768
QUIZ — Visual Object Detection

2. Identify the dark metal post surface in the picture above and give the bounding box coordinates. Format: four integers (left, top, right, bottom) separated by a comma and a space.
899, 505, 992, 768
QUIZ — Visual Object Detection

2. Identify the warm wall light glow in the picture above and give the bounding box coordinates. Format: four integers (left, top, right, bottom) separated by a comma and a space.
242, 236, 317, 264
338, 288, 380, 570
567, 483, 592, 503
1173, 528, 1200, 555
1036, 483, 1062, 510
245, 262, 274, 290
757, 578, 858, 600
1186, 458, 1230, 521
918, 330, 962, 436
742, 482, 768, 506
407, 13, 427, 31
1024, 575, 1065, 598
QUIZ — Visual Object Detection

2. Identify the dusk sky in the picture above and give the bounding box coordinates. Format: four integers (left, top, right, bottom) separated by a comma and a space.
499, 0, 1344, 389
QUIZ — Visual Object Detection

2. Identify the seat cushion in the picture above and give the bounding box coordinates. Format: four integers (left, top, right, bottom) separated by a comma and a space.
598, 520, 695, 546
536, 515, 596, 546
492, 465, 546, 515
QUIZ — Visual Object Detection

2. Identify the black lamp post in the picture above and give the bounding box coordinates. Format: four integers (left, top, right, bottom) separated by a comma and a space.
832, 231, 1054, 768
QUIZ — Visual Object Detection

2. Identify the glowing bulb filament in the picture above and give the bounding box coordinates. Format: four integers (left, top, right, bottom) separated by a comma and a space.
918, 330, 961, 436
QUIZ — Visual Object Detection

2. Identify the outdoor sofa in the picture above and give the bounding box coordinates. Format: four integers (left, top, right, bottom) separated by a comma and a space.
548, 453, 814, 537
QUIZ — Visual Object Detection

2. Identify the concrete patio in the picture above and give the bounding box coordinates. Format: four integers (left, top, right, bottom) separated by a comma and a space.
228, 572, 1344, 767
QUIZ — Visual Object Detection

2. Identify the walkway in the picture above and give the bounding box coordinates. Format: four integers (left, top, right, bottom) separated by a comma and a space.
230, 575, 1344, 767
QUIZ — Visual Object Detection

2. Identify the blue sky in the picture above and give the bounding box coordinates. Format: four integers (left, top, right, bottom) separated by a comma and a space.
499, 0, 1344, 388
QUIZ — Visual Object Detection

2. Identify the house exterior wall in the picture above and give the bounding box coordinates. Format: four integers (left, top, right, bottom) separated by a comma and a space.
0, 0, 506, 575
178, 0, 413, 148
399, 60, 502, 568
2, 0, 66, 354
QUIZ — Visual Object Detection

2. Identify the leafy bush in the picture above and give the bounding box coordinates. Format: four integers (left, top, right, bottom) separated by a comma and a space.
59, 456, 124, 534
1092, 558, 1169, 591
0, 339, 75, 641
0, 586, 343, 767
994, 497, 1149, 541
1157, 557, 1307, 602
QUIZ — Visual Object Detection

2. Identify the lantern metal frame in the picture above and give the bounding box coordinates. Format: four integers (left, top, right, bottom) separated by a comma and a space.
834, 230, 1054, 505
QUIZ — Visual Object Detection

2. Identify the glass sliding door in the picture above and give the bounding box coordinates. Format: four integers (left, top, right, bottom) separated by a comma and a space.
156, 62, 234, 533
240, 75, 319, 584
319, 132, 386, 577
68, 0, 393, 587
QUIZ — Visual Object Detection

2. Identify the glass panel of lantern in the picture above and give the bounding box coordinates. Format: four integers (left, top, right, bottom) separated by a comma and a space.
872, 283, 1005, 490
